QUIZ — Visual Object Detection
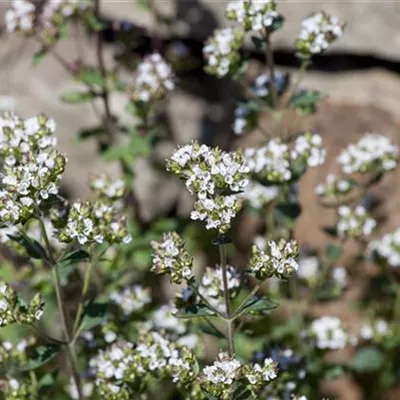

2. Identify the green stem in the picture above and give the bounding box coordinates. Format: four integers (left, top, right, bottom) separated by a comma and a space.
286, 60, 310, 106
29, 324, 67, 346
392, 279, 400, 322
232, 283, 261, 320
72, 262, 94, 337
264, 30, 277, 107
39, 219, 83, 400
219, 243, 235, 356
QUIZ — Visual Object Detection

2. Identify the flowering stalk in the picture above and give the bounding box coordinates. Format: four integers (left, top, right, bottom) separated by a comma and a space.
264, 29, 277, 107
38, 218, 83, 400
218, 242, 235, 356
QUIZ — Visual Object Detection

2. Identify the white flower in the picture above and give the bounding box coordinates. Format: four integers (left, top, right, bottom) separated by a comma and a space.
370, 227, 400, 267
337, 133, 398, 175
226, 0, 281, 32
297, 257, 319, 281
131, 53, 175, 102
201, 352, 241, 386
203, 28, 244, 77
337, 205, 376, 239
242, 181, 279, 209
5, 0, 35, 33
296, 11, 344, 58
199, 265, 240, 313
310, 316, 348, 350
110, 285, 151, 315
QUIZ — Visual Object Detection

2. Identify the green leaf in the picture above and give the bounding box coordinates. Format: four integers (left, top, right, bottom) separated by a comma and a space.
175, 304, 217, 319
77, 126, 105, 142
60, 91, 95, 104
275, 202, 302, 225
326, 243, 343, 262
79, 301, 108, 332
84, 14, 105, 31
351, 346, 384, 373
251, 36, 264, 50
7, 232, 48, 260
19, 344, 61, 371
238, 296, 279, 317
38, 373, 56, 388
59, 250, 90, 267
76, 67, 104, 87
288, 90, 326, 115
323, 225, 338, 238
199, 323, 225, 339
33, 48, 47, 66
102, 135, 151, 163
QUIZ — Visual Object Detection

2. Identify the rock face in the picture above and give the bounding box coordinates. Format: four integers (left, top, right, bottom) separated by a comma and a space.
113, 0, 400, 60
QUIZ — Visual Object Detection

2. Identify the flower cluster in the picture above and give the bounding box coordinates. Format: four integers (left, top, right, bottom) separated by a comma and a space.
110, 285, 151, 316
297, 256, 319, 283
226, 0, 282, 32
295, 11, 344, 59
58, 200, 131, 245
0, 113, 65, 225
5, 0, 35, 34
90, 175, 125, 203
130, 53, 175, 103
151, 232, 193, 284
337, 205, 376, 239
5, 0, 90, 39
337, 134, 398, 175
203, 28, 244, 78
250, 240, 300, 280
242, 181, 279, 209
244, 132, 325, 184
331, 266, 348, 288
360, 319, 390, 342
167, 142, 249, 233
0, 377, 37, 400
199, 265, 241, 313
243, 357, 278, 392
200, 352, 242, 399
369, 227, 400, 267
315, 174, 353, 199
146, 303, 199, 349
0, 281, 44, 327
310, 316, 348, 350
91, 331, 196, 398
200, 352, 278, 399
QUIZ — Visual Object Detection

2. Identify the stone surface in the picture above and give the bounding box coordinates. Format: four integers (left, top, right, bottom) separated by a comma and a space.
117, 0, 400, 61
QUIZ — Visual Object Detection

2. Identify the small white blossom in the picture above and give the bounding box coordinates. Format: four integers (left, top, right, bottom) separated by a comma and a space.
337, 134, 398, 175
360, 319, 390, 342
242, 181, 279, 209
296, 11, 344, 58
199, 265, 241, 313
5, 0, 35, 33
297, 256, 319, 282
337, 205, 376, 239
203, 28, 244, 77
226, 0, 282, 32
151, 232, 193, 284
310, 316, 348, 350
167, 142, 249, 234
369, 227, 400, 267
110, 285, 151, 316
250, 239, 300, 280
245, 132, 325, 184
331, 266, 347, 288
315, 173, 353, 198
131, 53, 175, 103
